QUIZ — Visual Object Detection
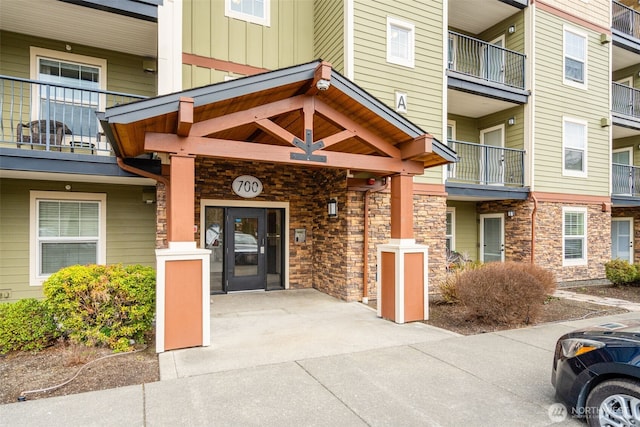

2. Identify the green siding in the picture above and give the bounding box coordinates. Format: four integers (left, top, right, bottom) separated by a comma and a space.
613, 136, 640, 166
0, 31, 156, 97
532, 9, 610, 195
478, 10, 525, 53
0, 179, 157, 302
314, 0, 345, 73
477, 107, 524, 150
449, 114, 479, 143
182, 0, 314, 85
448, 201, 478, 260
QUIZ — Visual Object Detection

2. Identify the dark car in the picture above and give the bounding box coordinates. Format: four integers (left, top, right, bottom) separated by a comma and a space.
552, 320, 640, 426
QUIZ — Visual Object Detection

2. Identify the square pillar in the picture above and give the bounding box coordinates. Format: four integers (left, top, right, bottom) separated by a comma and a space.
377, 242, 429, 323
156, 244, 211, 352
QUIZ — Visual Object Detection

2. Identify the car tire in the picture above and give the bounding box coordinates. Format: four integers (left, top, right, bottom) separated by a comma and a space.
585, 379, 640, 427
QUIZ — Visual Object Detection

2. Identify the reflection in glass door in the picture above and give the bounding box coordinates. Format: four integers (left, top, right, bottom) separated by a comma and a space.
612, 218, 634, 263
480, 214, 504, 263
226, 208, 265, 292
204, 207, 224, 294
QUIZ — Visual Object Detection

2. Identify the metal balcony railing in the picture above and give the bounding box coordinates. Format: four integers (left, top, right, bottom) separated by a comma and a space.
612, 163, 640, 196
447, 140, 525, 186
612, 82, 640, 119
0, 75, 147, 155
613, 0, 640, 39
448, 31, 526, 90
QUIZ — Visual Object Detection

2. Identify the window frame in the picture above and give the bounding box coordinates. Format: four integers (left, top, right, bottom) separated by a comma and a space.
446, 207, 456, 252
29, 191, 107, 286
562, 207, 588, 266
386, 17, 415, 68
563, 25, 588, 89
562, 117, 588, 178
225, 0, 270, 27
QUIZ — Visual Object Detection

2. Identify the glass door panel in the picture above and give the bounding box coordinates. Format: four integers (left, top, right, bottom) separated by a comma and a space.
481, 215, 504, 263
612, 218, 633, 263
226, 208, 265, 292
204, 207, 225, 294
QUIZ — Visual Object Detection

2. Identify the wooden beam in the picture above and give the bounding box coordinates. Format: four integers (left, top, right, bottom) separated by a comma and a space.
306, 61, 332, 95
399, 134, 433, 160
321, 129, 355, 149
190, 96, 306, 136
314, 99, 402, 158
177, 97, 194, 137
255, 119, 298, 146
145, 133, 424, 174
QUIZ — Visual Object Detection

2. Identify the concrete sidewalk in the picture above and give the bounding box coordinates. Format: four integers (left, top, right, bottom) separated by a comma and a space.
2, 289, 639, 426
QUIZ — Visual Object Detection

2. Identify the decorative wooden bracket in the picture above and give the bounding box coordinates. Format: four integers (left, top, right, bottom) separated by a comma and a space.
291, 129, 326, 163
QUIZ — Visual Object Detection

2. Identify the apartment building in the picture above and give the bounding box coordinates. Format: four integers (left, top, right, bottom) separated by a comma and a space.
0, 0, 628, 347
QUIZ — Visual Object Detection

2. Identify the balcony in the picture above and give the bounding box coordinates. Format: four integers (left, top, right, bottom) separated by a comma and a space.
447, 140, 525, 187
612, 163, 640, 197
613, 1, 640, 40
0, 75, 146, 156
613, 0, 640, 57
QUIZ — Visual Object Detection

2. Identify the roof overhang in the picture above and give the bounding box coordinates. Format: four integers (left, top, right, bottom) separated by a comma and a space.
101, 60, 456, 176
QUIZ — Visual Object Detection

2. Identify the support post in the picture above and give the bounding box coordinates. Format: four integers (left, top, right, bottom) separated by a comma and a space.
377, 174, 429, 323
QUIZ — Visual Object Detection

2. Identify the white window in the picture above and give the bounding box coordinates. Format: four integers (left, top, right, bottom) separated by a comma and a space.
563, 207, 587, 266
446, 208, 456, 252
30, 191, 106, 285
563, 117, 588, 177
225, 0, 270, 26
563, 26, 587, 88
30, 47, 106, 144
387, 17, 415, 68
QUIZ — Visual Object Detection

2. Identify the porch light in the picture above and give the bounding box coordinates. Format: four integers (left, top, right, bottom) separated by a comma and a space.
508, 25, 516, 34
508, 117, 516, 126
507, 210, 515, 218
328, 198, 338, 218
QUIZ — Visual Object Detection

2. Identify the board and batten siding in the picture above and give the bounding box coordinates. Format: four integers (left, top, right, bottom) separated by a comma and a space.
532, 9, 610, 195
0, 179, 157, 302
182, 0, 314, 87
314, 0, 345, 73
0, 31, 156, 97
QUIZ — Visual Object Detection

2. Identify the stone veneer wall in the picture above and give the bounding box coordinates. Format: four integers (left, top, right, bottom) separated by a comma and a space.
477, 200, 533, 262
532, 201, 609, 282
612, 207, 640, 262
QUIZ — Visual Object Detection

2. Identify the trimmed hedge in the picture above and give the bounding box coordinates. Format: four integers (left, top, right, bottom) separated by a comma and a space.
43, 264, 155, 352
0, 298, 59, 354
605, 259, 639, 286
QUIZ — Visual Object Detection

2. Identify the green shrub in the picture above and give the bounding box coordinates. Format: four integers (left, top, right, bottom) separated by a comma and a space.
0, 298, 59, 354
43, 264, 155, 352
605, 259, 638, 286
455, 261, 551, 326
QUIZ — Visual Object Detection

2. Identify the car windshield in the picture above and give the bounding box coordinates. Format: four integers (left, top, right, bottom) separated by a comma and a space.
235, 233, 257, 245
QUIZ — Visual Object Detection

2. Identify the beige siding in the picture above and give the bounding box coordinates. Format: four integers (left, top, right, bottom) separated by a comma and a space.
314, 0, 345, 72
448, 114, 479, 143
183, 0, 314, 78
448, 201, 478, 260
0, 179, 157, 302
613, 66, 640, 89
477, 107, 525, 150
0, 31, 156, 96
479, 10, 525, 53
542, 0, 610, 30
532, 9, 610, 195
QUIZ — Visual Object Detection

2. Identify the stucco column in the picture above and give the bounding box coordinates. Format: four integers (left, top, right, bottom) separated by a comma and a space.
377, 174, 428, 323
155, 152, 210, 352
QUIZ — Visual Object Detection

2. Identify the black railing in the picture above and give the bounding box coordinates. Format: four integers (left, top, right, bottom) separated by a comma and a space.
613, 0, 640, 39
448, 31, 526, 89
612, 82, 640, 119
612, 163, 640, 196
0, 75, 146, 155
447, 139, 525, 186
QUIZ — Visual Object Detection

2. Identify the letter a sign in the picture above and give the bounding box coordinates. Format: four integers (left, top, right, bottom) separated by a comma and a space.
395, 91, 407, 113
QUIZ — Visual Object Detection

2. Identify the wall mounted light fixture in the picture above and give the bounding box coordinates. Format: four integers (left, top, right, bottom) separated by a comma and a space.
328, 198, 338, 218
508, 117, 516, 126
507, 210, 515, 217
508, 25, 516, 34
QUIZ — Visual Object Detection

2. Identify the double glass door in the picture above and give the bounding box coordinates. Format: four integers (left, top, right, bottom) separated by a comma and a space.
205, 206, 284, 294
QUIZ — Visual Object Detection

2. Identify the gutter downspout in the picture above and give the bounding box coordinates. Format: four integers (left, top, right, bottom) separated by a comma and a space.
363, 178, 389, 304
530, 193, 538, 264
116, 157, 169, 187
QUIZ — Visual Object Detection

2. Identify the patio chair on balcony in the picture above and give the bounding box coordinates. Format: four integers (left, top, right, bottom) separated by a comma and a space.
16, 120, 72, 151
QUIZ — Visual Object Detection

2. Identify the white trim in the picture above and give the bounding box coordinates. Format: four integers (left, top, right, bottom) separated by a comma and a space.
479, 213, 504, 262
617, 76, 633, 87
158, 0, 183, 94
562, 116, 588, 178
446, 207, 456, 252
224, 0, 270, 27
562, 25, 588, 90
200, 199, 289, 290
29, 191, 107, 286
344, 0, 354, 80
612, 217, 634, 264
480, 124, 505, 146
613, 146, 633, 165
562, 207, 588, 266
447, 120, 456, 140
386, 16, 415, 68
30, 47, 107, 86
480, 124, 505, 185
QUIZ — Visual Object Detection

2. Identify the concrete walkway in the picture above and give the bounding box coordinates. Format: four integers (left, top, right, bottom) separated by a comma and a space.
2, 288, 640, 426
554, 288, 640, 312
